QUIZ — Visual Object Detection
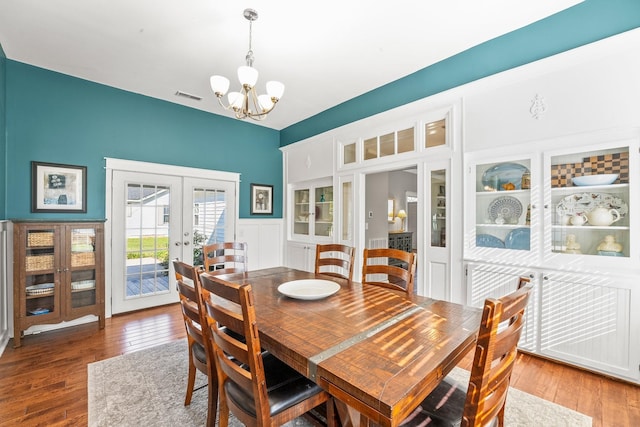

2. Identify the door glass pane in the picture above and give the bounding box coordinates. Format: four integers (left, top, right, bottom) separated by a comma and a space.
192, 188, 226, 266
125, 184, 171, 298
380, 132, 395, 157
364, 137, 377, 160
70, 228, 97, 308
425, 119, 446, 148
431, 170, 446, 247
550, 147, 629, 257
294, 189, 310, 236
344, 143, 356, 164
315, 186, 333, 237
341, 181, 353, 240
25, 228, 57, 316
397, 127, 414, 153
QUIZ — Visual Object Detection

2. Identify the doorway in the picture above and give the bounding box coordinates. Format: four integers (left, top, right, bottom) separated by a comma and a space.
106, 159, 238, 314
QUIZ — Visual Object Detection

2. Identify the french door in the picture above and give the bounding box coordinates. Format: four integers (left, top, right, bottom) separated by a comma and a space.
107, 159, 238, 314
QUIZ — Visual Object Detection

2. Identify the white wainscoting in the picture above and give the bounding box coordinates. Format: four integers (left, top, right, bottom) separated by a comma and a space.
237, 218, 284, 271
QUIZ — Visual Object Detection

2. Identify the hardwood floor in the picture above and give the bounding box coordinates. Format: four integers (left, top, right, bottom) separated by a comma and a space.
0, 304, 638, 426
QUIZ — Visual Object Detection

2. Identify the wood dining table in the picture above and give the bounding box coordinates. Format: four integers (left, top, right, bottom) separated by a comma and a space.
214, 267, 481, 427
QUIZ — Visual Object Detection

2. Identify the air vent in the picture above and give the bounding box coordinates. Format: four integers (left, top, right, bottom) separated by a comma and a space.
174, 90, 202, 101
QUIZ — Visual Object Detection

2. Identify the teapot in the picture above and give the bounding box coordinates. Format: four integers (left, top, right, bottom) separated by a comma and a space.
585, 205, 621, 226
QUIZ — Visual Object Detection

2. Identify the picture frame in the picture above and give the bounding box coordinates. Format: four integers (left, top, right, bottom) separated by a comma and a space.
31, 161, 87, 213
250, 183, 273, 215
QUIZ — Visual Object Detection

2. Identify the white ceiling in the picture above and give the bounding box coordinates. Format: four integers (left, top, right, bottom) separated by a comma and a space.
0, 1, 582, 130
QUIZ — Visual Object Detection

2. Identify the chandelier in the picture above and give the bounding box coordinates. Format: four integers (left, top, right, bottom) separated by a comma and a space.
210, 8, 284, 121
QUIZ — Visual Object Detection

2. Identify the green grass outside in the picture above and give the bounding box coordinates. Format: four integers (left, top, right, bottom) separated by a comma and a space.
126, 236, 169, 259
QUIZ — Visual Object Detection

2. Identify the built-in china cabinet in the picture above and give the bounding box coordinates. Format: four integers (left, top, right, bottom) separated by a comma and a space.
464, 135, 640, 383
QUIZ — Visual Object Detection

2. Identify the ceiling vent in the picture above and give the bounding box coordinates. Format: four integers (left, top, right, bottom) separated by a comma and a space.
175, 90, 202, 101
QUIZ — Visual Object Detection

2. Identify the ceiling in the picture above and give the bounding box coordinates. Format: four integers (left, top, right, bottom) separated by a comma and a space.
0, 1, 582, 130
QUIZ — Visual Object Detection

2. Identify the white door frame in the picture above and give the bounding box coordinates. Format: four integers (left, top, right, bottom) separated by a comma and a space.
105, 158, 240, 317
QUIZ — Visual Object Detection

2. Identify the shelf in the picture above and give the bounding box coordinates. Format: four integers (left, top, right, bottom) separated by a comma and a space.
476, 189, 530, 197
477, 224, 529, 229
551, 183, 629, 194
551, 225, 630, 231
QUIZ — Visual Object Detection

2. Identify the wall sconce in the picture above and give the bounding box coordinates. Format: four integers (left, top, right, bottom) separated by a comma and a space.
388, 199, 395, 223
396, 209, 407, 231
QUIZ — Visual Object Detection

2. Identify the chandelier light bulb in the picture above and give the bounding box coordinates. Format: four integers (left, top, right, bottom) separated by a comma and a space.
266, 81, 285, 100
227, 92, 243, 109
258, 94, 274, 111
210, 75, 230, 97
237, 65, 259, 88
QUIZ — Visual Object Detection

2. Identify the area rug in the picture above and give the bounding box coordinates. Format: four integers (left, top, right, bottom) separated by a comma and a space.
88, 339, 592, 426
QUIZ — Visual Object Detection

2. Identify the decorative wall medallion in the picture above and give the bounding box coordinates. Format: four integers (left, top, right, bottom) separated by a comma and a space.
305, 154, 312, 169
529, 94, 547, 119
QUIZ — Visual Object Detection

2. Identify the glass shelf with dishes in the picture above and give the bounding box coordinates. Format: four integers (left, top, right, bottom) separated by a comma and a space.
473, 159, 532, 253
548, 146, 630, 258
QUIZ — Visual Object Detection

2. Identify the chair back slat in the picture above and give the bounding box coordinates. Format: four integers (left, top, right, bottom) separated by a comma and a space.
362, 248, 416, 296
462, 284, 532, 427
315, 244, 355, 280
203, 242, 248, 275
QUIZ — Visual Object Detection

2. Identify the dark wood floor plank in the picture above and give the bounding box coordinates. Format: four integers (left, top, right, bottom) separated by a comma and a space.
1, 302, 638, 426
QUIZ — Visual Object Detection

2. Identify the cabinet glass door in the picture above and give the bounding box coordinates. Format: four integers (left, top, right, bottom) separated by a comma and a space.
431, 170, 446, 248
548, 146, 629, 258
314, 185, 333, 237
293, 189, 310, 236
24, 228, 59, 318
474, 159, 532, 255
69, 227, 97, 310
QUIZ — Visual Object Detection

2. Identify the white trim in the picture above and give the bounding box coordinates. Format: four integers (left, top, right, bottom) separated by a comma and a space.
104, 158, 240, 183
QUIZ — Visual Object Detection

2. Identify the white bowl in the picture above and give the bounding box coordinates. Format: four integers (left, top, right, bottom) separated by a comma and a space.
572, 174, 618, 186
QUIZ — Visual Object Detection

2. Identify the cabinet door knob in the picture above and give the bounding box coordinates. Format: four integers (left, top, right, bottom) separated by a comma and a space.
183, 241, 190, 246
175, 242, 182, 246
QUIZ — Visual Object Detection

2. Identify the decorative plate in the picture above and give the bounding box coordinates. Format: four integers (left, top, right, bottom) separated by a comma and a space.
278, 279, 340, 300
481, 163, 529, 191
505, 228, 530, 250
488, 196, 523, 223
476, 234, 505, 248
556, 193, 628, 218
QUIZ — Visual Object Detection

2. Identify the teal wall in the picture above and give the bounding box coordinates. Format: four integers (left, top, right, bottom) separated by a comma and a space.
0, 45, 6, 219
3, 0, 640, 220
280, 0, 640, 146
5, 61, 281, 220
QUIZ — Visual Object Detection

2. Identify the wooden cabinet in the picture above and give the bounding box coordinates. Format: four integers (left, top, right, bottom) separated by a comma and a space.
388, 232, 413, 252
12, 221, 105, 347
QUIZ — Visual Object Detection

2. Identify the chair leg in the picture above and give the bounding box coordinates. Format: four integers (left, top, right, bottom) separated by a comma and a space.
185, 357, 196, 406
206, 364, 218, 427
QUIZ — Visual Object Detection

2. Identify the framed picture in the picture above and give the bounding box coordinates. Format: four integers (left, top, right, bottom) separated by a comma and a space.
31, 161, 87, 213
250, 183, 273, 215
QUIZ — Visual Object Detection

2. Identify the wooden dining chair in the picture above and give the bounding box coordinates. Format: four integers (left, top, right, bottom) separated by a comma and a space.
198, 273, 334, 427
400, 284, 533, 427
172, 260, 217, 427
315, 244, 355, 280
361, 248, 416, 296
202, 241, 248, 275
